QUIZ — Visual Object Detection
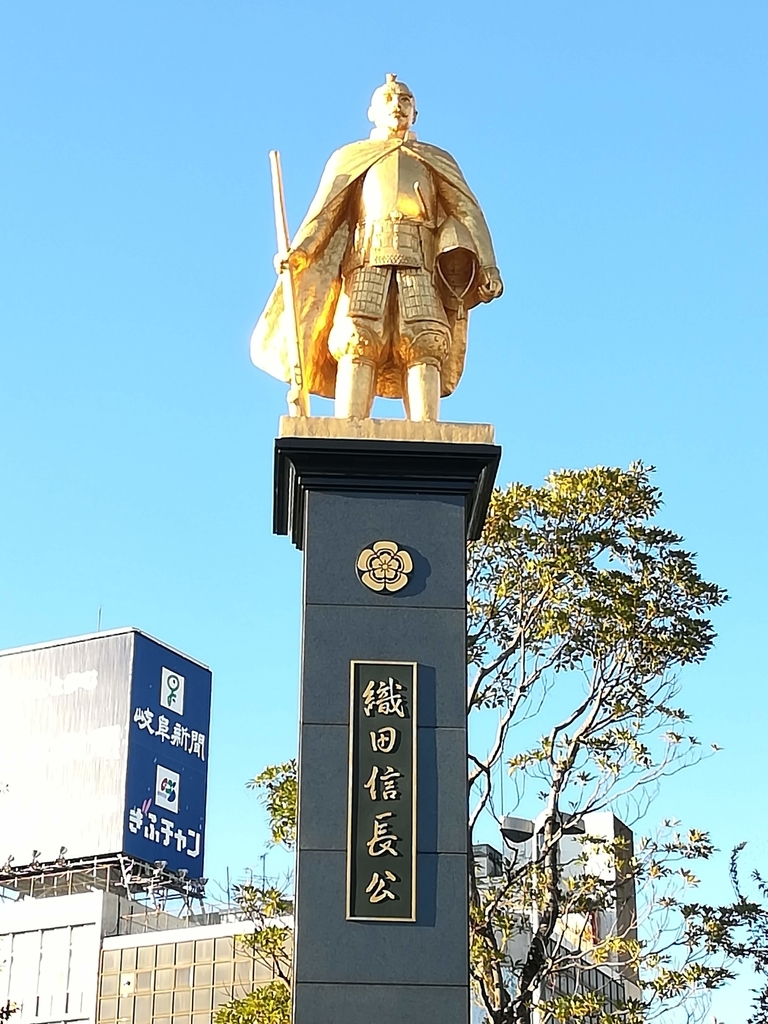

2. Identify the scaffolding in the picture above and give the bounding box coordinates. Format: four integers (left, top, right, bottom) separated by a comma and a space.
0, 853, 212, 933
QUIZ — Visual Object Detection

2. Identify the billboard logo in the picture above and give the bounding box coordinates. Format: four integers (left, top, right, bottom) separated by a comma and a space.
160, 668, 185, 716
155, 765, 180, 813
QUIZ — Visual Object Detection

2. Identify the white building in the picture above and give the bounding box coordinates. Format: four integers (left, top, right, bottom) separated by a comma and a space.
473, 811, 642, 1018
0, 883, 274, 1024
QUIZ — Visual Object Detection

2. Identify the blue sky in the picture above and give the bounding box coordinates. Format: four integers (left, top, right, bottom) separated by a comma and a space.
1, 1, 766, 1016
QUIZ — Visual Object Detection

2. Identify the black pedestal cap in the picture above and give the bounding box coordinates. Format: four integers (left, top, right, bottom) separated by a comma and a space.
273, 436, 502, 549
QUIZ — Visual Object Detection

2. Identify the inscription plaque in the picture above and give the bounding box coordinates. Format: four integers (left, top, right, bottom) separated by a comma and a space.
347, 660, 417, 921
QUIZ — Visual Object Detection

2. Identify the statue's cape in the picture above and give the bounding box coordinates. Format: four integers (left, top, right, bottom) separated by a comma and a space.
250, 138, 487, 400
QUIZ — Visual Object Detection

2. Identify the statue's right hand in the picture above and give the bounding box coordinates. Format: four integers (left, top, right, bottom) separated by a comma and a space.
477, 266, 504, 302
273, 249, 309, 275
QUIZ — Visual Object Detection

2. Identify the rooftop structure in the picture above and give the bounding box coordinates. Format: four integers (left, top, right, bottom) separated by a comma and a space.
0, 630, 212, 876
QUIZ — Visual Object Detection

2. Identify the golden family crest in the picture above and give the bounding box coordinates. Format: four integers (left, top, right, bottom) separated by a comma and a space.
356, 541, 413, 593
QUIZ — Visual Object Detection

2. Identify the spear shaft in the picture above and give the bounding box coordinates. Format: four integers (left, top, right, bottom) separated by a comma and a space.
269, 150, 308, 417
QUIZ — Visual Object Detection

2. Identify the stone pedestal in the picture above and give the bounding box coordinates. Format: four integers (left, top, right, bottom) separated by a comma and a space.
274, 429, 500, 1024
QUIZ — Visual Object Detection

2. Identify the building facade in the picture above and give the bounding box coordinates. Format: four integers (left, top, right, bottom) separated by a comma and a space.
0, 629, 266, 1024
97, 918, 269, 1024
0, 889, 273, 1024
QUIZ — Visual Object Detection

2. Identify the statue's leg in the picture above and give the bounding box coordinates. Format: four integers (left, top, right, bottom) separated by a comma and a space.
405, 357, 442, 421
328, 268, 390, 418
401, 329, 449, 421
394, 271, 450, 422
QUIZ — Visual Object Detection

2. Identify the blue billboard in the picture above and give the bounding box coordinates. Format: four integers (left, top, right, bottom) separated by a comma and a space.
123, 633, 212, 874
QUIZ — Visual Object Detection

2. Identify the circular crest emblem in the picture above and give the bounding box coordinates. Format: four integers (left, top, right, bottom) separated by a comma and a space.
356, 540, 413, 593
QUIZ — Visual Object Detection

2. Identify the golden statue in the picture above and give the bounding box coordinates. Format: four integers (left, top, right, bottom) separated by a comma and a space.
250, 74, 503, 422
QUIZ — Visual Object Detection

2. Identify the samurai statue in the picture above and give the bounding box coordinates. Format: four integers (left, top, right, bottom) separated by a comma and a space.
251, 74, 503, 421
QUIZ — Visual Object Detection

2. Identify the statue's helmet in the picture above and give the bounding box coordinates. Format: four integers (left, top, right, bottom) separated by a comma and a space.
368, 73, 418, 125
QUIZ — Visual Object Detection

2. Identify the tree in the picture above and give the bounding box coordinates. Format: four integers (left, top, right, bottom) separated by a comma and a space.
466, 463, 730, 1022
213, 763, 296, 1024
727, 849, 768, 1023
678, 845, 768, 1024
226, 463, 736, 1023
213, 982, 290, 1024
728, 849, 768, 1023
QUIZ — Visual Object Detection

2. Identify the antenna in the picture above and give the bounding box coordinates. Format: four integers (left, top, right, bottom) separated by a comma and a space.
97, 606, 102, 631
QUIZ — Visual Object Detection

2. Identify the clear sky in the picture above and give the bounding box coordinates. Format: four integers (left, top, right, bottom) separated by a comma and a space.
1, 1, 766, 1017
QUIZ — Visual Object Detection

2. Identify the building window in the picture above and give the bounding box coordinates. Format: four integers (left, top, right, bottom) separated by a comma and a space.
213, 938, 232, 961
101, 976, 119, 998
156, 947, 174, 969
121, 949, 137, 972
153, 992, 172, 1017
172, 990, 191, 1014
137, 948, 154, 971
193, 941, 212, 963
134, 995, 152, 1024
175, 944, 193, 967
102, 950, 121, 975
99, 996, 118, 1021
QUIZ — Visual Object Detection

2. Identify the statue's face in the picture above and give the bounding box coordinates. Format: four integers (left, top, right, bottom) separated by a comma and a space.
371, 88, 416, 136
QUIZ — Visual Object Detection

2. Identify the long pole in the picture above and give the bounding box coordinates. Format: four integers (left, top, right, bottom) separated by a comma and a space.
269, 150, 309, 417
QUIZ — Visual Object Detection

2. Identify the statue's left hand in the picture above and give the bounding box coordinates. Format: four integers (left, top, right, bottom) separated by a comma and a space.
477, 266, 504, 302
